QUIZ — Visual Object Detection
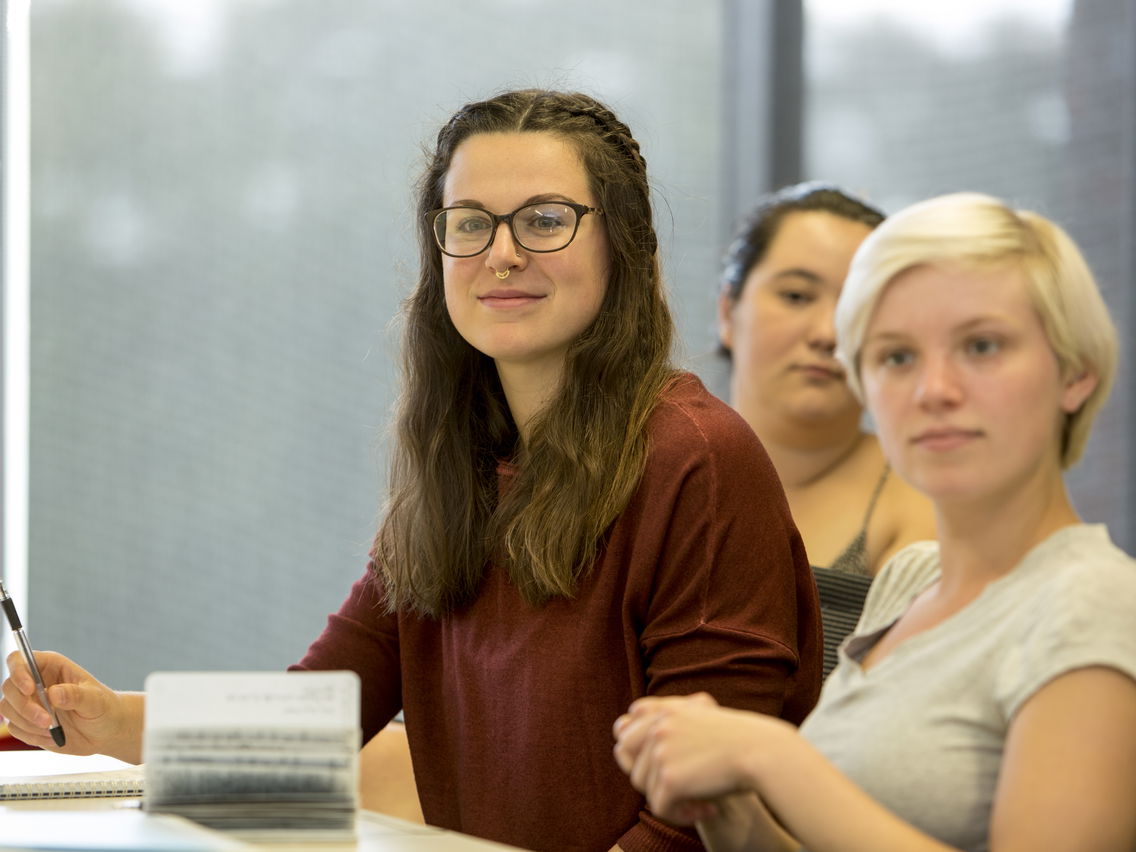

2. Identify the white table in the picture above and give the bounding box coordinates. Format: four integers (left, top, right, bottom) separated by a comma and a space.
0, 752, 522, 851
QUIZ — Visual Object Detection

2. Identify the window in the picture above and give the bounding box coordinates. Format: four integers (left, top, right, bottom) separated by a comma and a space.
804, 0, 1135, 548
20, 0, 736, 686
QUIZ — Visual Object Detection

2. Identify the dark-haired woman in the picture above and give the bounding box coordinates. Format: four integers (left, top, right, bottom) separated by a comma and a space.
719, 182, 935, 580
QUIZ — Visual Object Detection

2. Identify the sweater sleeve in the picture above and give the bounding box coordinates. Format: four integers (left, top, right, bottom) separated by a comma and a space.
617, 386, 823, 852
289, 566, 403, 742
634, 391, 822, 723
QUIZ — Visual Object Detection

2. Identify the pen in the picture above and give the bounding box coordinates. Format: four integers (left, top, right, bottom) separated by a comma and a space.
0, 579, 66, 747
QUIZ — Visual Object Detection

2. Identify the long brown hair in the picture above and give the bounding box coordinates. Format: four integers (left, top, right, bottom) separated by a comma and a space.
375, 89, 676, 617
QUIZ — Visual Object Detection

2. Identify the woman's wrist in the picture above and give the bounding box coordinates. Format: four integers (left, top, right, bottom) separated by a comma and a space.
110, 691, 146, 764
735, 713, 789, 798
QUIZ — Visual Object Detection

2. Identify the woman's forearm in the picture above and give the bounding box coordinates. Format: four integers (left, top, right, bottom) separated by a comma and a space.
742, 726, 955, 852
616, 696, 954, 852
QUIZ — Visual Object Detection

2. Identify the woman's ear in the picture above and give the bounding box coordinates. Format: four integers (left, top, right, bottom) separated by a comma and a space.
717, 290, 736, 353
1060, 369, 1098, 414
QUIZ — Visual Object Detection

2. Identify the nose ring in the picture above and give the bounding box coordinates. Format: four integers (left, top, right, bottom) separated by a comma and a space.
495, 269, 510, 280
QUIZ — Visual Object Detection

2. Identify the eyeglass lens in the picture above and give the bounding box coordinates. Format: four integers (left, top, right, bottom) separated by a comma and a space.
433, 203, 581, 256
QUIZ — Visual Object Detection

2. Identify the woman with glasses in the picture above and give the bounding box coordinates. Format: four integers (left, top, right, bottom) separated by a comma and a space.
3, 89, 822, 852
614, 193, 1136, 852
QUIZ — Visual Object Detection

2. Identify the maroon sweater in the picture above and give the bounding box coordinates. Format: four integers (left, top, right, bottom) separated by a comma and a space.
294, 374, 822, 851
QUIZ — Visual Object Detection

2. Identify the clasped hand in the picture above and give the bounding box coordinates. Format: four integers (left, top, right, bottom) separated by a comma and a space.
612, 691, 788, 826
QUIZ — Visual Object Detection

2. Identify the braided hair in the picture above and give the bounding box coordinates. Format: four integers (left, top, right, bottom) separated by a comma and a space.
377, 90, 675, 616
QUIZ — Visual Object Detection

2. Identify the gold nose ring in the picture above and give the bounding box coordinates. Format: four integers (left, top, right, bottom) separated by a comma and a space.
495, 269, 510, 280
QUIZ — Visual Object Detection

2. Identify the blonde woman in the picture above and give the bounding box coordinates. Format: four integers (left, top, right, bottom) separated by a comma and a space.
615, 192, 1136, 852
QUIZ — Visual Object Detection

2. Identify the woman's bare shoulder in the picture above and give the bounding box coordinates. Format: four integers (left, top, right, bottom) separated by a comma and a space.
863, 437, 938, 571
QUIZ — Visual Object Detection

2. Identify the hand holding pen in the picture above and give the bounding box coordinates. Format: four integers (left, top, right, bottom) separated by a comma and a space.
0, 579, 66, 746
0, 611, 146, 762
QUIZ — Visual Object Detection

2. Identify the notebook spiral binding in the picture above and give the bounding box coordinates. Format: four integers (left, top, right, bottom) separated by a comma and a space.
0, 772, 145, 799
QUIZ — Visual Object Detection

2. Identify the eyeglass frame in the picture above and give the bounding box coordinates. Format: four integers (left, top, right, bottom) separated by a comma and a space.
426, 200, 604, 258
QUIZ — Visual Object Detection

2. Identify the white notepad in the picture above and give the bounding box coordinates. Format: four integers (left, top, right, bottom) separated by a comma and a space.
0, 765, 145, 800
0, 753, 145, 801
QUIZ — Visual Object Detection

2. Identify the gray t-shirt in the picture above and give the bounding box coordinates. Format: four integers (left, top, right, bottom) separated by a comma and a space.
799, 524, 1136, 852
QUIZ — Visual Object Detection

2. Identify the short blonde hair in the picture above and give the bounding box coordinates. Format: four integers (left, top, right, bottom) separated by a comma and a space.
835, 192, 1117, 468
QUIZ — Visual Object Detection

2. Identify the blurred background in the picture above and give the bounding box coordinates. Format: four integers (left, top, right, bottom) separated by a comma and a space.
3, 0, 1133, 688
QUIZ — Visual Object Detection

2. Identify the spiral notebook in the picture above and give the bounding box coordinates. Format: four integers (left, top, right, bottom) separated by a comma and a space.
0, 765, 145, 800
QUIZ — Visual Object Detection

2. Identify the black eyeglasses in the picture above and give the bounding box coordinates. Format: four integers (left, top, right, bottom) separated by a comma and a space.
427, 201, 603, 258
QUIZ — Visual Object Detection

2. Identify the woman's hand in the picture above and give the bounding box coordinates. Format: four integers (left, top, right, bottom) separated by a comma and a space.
613, 692, 793, 825
1, 650, 144, 763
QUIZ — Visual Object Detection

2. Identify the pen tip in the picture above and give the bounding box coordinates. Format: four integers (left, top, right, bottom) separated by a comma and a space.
51, 726, 66, 748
